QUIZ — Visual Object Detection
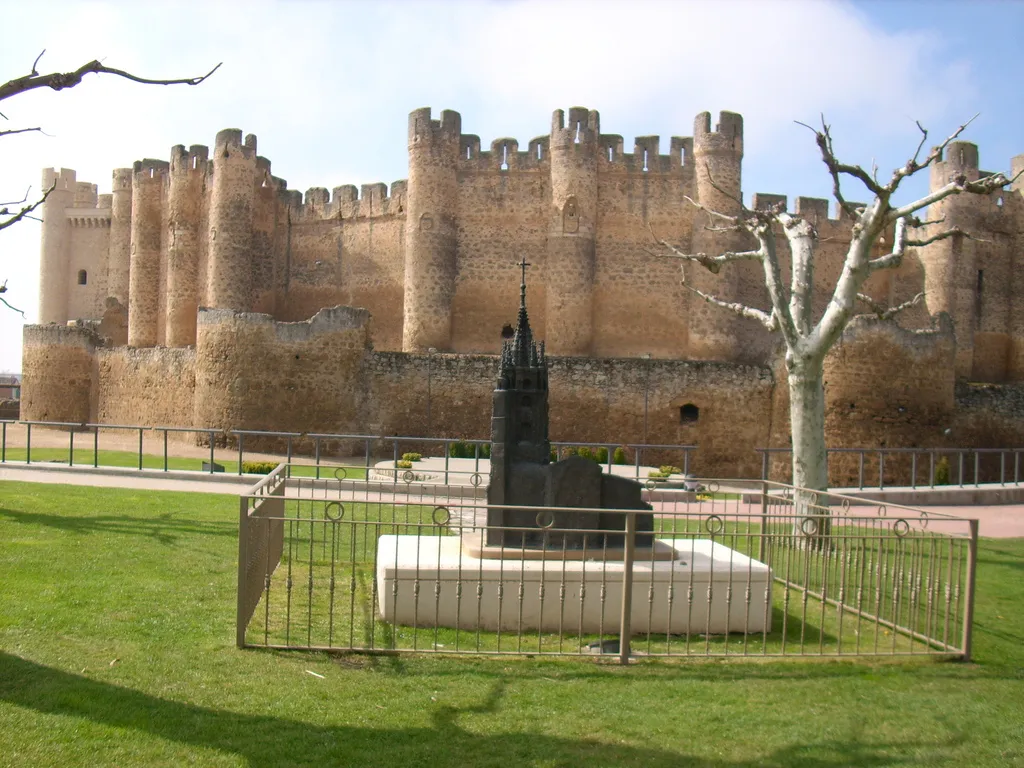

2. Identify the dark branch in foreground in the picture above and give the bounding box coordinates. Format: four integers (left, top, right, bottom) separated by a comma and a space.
0, 50, 221, 103
0, 281, 25, 317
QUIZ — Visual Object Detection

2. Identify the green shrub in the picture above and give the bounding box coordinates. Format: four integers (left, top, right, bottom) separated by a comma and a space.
596, 447, 609, 463
550, 449, 558, 462
395, 460, 413, 469
448, 441, 489, 459
613, 446, 628, 465
660, 465, 683, 476
647, 470, 668, 480
934, 456, 951, 486
401, 452, 422, 462
241, 461, 278, 475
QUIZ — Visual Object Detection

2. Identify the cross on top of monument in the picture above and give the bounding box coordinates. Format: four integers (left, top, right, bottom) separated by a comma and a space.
517, 257, 531, 306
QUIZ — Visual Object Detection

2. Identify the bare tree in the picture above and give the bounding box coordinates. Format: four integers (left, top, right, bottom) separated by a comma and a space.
0, 51, 220, 313
654, 117, 1020, 519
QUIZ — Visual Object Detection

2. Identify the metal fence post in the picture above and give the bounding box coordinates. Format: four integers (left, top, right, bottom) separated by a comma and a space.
137, 427, 144, 471
236, 494, 250, 649
619, 513, 637, 665
93, 427, 99, 468
209, 430, 216, 473
238, 433, 245, 475
26, 422, 31, 464
758, 480, 769, 563
962, 518, 979, 662
68, 426, 75, 467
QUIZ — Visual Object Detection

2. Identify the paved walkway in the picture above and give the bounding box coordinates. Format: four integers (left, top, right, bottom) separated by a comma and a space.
2, 462, 1022, 538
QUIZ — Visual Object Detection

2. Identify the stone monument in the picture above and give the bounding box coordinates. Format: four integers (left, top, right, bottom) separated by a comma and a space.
376, 259, 772, 635
483, 257, 655, 552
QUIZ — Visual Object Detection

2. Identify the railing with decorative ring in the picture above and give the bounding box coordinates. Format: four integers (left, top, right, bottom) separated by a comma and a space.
237, 468, 978, 662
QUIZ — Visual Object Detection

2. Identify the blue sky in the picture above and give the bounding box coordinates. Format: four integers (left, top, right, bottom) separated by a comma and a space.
1, 0, 1022, 373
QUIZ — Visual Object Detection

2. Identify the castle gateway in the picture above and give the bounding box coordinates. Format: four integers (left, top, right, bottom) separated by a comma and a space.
22, 108, 1024, 481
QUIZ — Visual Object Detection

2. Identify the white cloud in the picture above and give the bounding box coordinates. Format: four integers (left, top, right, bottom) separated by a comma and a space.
0, 0, 982, 372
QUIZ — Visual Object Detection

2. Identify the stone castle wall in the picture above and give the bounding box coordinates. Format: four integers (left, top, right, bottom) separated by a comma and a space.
41, 106, 1012, 368
23, 106, 1024, 478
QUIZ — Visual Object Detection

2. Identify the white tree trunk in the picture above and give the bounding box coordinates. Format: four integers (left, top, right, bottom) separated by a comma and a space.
787, 358, 831, 541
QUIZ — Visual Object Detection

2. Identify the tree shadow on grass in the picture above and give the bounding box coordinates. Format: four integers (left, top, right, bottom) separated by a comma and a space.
0, 506, 235, 546
0, 651, 943, 767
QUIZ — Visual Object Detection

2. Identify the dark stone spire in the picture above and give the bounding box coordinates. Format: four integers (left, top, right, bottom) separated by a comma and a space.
508, 256, 543, 369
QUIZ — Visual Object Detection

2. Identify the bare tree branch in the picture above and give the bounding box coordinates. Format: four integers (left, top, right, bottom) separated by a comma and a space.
888, 171, 1014, 222
856, 291, 925, 320
885, 114, 978, 192
649, 238, 765, 274
0, 281, 25, 317
0, 183, 53, 232
0, 50, 221, 103
0, 126, 45, 138
680, 271, 778, 331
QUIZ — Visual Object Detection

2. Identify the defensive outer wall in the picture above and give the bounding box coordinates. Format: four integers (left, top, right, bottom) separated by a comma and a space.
22, 107, 1024, 481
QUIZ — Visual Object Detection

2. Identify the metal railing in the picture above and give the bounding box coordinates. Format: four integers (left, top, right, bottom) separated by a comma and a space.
237, 469, 977, 662
0, 420, 695, 483
757, 446, 1024, 490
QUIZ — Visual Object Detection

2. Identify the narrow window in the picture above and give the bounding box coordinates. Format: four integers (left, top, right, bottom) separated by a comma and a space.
679, 403, 699, 424
608, 146, 614, 162
574, 123, 581, 144
680, 146, 687, 164
501, 144, 508, 171
997, 196, 1004, 207
643, 149, 649, 172
536, 144, 543, 160
77, 269, 87, 286
976, 269, 984, 327
466, 146, 471, 160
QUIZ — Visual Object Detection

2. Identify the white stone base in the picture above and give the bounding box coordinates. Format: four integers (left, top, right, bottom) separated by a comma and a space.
376, 535, 772, 635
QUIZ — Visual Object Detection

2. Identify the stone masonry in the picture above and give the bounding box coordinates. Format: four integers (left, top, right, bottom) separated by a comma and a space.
22, 106, 1024, 480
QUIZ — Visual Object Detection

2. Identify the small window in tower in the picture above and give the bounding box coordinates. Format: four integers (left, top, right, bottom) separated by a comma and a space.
679, 403, 699, 424
501, 144, 509, 171
77, 269, 87, 286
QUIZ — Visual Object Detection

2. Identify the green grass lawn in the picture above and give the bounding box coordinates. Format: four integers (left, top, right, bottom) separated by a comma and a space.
1, 481, 1023, 766
1, 447, 368, 480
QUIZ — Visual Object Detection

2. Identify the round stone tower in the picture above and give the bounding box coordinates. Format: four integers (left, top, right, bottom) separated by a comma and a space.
38, 168, 77, 324
165, 144, 208, 347
128, 159, 168, 347
403, 107, 460, 352
689, 111, 744, 361
106, 168, 134, 307
206, 129, 257, 311
545, 107, 598, 356
918, 141, 980, 378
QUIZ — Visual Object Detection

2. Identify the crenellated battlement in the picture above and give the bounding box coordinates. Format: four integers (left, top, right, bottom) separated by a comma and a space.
42, 167, 77, 193
214, 128, 258, 159
133, 158, 169, 181
408, 107, 462, 147
170, 144, 210, 175
693, 110, 743, 156
750, 192, 869, 230
284, 179, 408, 221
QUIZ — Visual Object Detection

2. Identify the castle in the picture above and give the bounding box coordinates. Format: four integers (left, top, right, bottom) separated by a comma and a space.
20, 107, 1024, 482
